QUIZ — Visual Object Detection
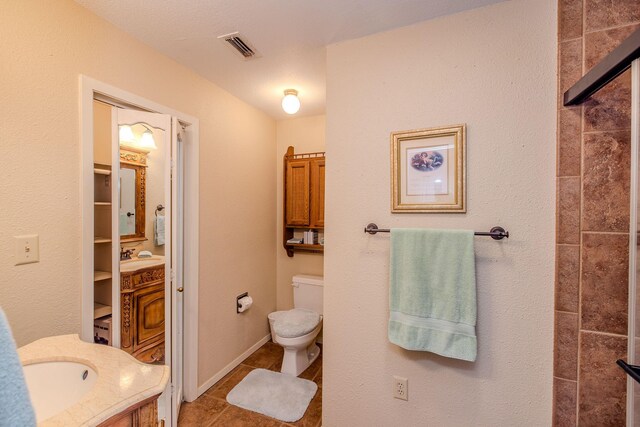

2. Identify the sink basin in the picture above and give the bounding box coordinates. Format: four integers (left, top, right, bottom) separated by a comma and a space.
120, 256, 165, 272
23, 361, 97, 423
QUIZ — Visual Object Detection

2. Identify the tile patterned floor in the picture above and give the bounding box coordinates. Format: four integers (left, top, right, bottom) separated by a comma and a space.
178, 341, 322, 427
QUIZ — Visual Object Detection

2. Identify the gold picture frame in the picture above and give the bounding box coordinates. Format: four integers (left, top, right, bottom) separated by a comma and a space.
391, 124, 466, 213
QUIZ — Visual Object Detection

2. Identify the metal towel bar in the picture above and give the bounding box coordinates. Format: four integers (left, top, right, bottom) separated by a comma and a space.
363, 223, 509, 240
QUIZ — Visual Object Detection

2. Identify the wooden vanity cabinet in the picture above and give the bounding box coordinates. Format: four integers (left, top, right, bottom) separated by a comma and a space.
98, 393, 159, 426
283, 146, 325, 257
121, 265, 165, 363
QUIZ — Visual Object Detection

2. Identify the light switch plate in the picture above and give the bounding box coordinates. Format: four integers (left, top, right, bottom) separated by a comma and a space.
14, 234, 39, 265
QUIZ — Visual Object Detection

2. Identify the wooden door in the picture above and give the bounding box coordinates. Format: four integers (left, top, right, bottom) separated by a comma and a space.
310, 158, 325, 228
285, 159, 310, 226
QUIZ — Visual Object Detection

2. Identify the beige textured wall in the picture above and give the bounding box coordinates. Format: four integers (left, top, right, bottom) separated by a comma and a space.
324, 0, 556, 425
276, 116, 326, 310
0, 0, 276, 390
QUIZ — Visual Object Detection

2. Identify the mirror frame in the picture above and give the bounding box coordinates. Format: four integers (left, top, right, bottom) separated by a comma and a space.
120, 146, 148, 242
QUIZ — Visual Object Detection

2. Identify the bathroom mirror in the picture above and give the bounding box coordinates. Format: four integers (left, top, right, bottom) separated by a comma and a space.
119, 146, 147, 242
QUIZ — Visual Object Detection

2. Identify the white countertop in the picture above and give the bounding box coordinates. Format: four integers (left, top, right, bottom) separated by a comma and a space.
18, 334, 170, 426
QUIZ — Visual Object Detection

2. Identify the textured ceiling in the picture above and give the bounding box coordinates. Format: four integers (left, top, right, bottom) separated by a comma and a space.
75, 0, 503, 119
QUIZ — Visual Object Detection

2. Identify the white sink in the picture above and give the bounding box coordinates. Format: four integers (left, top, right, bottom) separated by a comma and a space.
120, 256, 165, 272
23, 361, 97, 423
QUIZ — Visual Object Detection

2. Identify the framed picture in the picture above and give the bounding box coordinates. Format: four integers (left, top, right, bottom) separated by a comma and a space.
391, 124, 466, 213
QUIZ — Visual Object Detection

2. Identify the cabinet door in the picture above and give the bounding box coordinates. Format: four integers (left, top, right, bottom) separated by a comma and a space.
285, 159, 310, 226
134, 285, 165, 350
310, 158, 325, 228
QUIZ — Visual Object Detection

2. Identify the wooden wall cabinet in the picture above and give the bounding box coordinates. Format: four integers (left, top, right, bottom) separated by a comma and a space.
283, 146, 325, 257
121, 265, 165, 363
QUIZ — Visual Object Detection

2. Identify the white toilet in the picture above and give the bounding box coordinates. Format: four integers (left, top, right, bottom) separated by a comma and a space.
268, 275, 323, 376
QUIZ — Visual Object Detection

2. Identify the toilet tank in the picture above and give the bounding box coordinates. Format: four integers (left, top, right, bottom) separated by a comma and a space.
292, 275, 324, 315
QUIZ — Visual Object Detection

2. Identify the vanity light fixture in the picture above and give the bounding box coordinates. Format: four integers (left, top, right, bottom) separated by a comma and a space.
119, 125, 135, 144
281, 89, 300, 115
138, 124, 157, 150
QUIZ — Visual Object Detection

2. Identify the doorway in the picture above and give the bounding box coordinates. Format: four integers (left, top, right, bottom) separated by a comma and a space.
80, 76, 200, 426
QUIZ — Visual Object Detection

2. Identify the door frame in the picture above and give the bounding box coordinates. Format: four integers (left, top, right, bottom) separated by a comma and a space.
80, 76, 200, 404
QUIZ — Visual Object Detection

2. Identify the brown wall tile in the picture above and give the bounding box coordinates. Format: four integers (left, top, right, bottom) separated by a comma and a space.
554, 377, 577, 426
581, 233, 629, 335
555, 311, 579, 379
584, 71, 632, 132
556, 0, 638, 424
582, 131, 631, 232
557, 177, 581, 244
556, 244, 580, 312
585, 0, 640, 32
585, 24, 640, 70
558, 108, 582, 177
578, 331, 627, 425
559, 39, 583, 105
559, 0, 583, 40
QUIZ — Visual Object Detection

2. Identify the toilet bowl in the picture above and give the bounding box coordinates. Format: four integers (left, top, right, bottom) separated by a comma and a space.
268, 310, 322, 376
268, 275, 323, 376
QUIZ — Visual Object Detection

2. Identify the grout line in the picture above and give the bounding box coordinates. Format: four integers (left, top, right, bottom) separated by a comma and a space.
583, 129, 633, 135
208, 405, 230, 426
556, 309, 579, 315
584, 22, 640, 35
579, 329, 629, 339
560, 35, 584, 43
554, 376, 578, 384
577, 5, 585, 416
581, 230, 629, 235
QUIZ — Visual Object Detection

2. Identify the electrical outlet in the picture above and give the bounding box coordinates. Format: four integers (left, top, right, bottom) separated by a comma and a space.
393, 376, 408, 401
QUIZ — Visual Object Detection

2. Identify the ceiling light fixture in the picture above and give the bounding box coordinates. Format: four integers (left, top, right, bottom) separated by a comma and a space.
281, 89, 300, 114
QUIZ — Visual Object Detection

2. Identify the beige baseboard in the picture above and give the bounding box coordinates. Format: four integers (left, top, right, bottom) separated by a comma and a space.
195, 334, 271, 399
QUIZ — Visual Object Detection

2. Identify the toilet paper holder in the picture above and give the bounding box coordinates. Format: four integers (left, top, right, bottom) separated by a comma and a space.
237, 292, 249, 313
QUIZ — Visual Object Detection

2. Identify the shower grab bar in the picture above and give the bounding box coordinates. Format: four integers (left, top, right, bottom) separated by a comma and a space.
363, 223, 509, 240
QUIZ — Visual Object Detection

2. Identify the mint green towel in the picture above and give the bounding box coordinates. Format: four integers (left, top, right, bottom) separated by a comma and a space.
389, 229, 477, 361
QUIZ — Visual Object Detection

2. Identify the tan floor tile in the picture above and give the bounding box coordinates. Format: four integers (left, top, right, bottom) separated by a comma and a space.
243, 342, 284, 369
299, 355, 322, 381
313, 366, 322, 389
205, 364, 254, 400
178, 399, 227, 427
288, 389, 322, 427
211, 404, 283, 427
181, 341, 321, 426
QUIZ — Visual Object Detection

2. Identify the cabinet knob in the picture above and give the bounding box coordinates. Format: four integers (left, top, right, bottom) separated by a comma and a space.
177, 287, 184, 293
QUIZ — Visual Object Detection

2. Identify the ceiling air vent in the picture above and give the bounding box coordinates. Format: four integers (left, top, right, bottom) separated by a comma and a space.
218, 32, 260, 60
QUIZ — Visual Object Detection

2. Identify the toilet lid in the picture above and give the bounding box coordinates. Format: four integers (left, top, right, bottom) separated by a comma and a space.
273, 309, 321, 338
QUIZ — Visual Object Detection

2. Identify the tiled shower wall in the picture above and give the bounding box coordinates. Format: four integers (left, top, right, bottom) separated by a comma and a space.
554, 0, 639, 425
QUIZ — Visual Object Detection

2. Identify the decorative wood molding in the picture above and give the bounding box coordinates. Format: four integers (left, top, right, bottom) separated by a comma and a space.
120, 158, 146, 241
120, 146, 149, 167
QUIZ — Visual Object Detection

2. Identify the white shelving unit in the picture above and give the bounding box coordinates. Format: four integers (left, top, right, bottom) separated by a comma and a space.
94, 270, 112, 282
93, 159, 113, 344
93, 302, 112, 319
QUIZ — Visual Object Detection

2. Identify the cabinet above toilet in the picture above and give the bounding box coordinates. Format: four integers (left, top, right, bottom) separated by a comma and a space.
283, 146, 325, 257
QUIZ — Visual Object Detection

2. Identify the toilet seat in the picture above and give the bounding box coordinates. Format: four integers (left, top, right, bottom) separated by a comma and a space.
272, 308, 320, 338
